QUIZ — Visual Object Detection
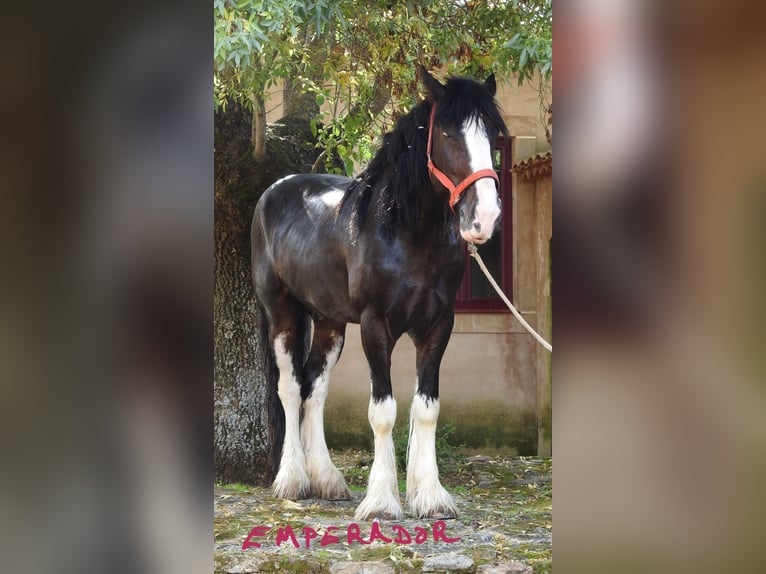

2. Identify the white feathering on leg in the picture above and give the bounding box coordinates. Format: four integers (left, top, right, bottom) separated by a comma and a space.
406, 394, 457, 518
355, 395, 402, 520
301, 338, 350, 500
272, 335, 310, 499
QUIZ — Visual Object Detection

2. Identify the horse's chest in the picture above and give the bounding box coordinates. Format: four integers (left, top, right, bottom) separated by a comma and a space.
349, 237, 463, 326
386, 256, 461, 320
374, 275, 453, 338
408, 281, 450, 312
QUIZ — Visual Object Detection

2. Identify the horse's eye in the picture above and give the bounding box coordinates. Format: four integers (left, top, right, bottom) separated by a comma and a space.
442, 132, 450, 138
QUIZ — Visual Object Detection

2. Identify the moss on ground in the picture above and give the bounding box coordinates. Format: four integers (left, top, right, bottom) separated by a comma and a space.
214, 450, 551, 573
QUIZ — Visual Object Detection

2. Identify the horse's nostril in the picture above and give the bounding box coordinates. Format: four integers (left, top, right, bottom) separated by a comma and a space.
473, 221, 482, 232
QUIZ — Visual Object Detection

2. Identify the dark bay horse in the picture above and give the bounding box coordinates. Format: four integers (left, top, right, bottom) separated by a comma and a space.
251, 66, 507, 520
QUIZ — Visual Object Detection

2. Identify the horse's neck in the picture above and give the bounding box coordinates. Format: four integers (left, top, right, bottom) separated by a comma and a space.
400, 187, 458, 251
415, 179, 454, 233
420, 180, 447, 216
350, 155, 454, 242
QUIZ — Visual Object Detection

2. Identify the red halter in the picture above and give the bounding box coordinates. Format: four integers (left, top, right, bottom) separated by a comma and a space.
426, 103, 499, 211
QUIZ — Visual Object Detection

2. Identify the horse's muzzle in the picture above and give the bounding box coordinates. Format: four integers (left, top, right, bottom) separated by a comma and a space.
459, 185, 500, 244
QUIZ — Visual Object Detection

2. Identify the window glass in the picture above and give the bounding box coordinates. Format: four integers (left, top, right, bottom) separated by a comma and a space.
469, 226, 502, 299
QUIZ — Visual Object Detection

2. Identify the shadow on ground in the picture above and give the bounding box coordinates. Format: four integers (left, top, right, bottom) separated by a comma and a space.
215, 450, 552, 573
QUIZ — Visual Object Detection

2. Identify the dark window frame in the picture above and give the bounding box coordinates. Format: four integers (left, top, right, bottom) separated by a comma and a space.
455, 136, 513, 312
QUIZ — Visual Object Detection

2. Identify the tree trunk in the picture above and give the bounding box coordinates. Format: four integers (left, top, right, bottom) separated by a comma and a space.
214, 212, 269, 484
214, 102, 324, 485
283, 76, 320, 122
214, 102, 267, 483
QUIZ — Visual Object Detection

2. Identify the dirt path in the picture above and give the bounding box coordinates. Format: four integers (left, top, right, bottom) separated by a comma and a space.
215, 451, 551, 573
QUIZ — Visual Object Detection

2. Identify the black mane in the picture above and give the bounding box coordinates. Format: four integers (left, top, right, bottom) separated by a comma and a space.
343, 74, 507, 237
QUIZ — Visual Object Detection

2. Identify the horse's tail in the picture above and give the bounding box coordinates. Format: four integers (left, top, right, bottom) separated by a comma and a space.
257, 303, 284, 483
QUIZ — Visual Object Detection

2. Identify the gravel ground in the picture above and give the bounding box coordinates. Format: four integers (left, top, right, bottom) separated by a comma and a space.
215, 450, 551, 573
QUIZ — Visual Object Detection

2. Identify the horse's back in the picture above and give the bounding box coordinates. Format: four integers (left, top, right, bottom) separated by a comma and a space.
256, 173, 349, 220
252, 173, 358, 322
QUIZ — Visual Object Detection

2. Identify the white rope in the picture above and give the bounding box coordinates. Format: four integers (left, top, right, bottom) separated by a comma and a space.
467, 243, 552, 352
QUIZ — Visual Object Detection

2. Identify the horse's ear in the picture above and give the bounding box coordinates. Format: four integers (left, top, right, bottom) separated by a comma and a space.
485, 73, 497, 97
418, 65, 445, 101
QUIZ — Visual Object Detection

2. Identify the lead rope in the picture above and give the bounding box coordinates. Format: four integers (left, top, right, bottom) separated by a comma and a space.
467, 243, 552, 352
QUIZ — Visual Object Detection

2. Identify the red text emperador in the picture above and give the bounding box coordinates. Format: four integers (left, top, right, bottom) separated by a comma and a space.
242, 520, 461, 550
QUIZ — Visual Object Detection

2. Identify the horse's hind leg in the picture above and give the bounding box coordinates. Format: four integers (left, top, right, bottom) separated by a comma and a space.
270, 302, 311, 500
300, 319, 350, 500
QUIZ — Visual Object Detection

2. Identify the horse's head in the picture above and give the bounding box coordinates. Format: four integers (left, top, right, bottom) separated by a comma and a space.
419, 66, 508, 244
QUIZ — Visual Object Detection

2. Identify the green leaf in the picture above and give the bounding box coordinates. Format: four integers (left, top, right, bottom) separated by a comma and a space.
315, 93, 325, 106
519, 46, 528, 69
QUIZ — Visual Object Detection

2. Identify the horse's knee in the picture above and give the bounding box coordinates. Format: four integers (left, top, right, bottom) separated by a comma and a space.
411, 393, 439, 425
273, 335, 301, 404
368, 395, 397, 434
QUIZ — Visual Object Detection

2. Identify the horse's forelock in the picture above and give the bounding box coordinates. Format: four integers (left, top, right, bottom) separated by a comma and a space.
436, 77, 508, 138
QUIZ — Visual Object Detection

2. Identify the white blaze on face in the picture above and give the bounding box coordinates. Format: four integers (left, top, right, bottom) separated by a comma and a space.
461, 117, 500, 243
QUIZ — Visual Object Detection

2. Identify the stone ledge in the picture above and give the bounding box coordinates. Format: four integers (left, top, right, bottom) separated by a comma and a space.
422, 552, 475, 573
329, 560, 396, 574
477, 562, 533, 574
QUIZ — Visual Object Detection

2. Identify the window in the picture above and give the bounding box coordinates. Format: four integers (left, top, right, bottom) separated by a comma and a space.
455, 137, 512, 312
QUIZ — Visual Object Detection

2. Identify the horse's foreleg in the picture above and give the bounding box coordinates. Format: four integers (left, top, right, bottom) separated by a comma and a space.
354, 314, 402, 521
407, 312, 458, 519
272, 331, 310, 500
300, 322, 350, 500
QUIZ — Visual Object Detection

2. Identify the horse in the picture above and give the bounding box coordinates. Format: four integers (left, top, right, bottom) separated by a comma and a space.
251, 65, 508, 520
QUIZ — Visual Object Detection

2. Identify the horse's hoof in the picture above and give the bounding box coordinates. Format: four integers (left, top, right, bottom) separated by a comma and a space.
308, 467, 351, 500
366, 509, 402, 520
407, 486, 458, 519
272, 468, 311, 500
355, 507, 403, 521
311, 482, 351, 501
272, 482, 310, 500
354, 494, 403, 521
415, 506, 458, 520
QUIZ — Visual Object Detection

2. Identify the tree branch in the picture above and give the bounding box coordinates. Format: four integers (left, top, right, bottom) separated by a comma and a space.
310, 148, 328, 174
251, 91, 266, 161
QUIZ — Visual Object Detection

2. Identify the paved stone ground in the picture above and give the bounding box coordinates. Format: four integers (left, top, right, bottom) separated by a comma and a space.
215, 451, 551, 573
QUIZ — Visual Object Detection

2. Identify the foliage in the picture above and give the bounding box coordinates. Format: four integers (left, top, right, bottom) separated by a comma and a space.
215, 0, 552, 175
496, 0, 553, 86
214, 0, 341, 104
